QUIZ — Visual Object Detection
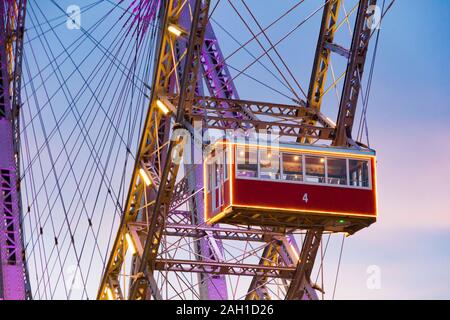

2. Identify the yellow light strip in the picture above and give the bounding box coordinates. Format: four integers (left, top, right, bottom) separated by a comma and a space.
125, 233, 136, 255
203, 156, 209, 222
213, 141, 376, 160
139, 168, 152, 186
207, 207, 377, 226
372, 158, 379, 217
156, 99, 170, 115
207, 206, 233, 225
203, 144, 235, 222
168, 24, 183, 37
228, 144, 234, 206
106, 287, 114, 300
231, 204, 377, 219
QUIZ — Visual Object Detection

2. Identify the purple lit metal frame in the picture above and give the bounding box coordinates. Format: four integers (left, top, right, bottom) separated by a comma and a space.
0, 0, 28, 300
177, 3, 231, 299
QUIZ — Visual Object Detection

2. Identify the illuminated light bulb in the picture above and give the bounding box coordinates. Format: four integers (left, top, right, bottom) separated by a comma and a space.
156, 99, 170, 115
320, 158, 325, 163
294, 156, 300, 161
125, 233, 136, 255
139, 168, 152, 186
168, 24, 183, 37
240, 151, 245, 156
106, 287, 114, 300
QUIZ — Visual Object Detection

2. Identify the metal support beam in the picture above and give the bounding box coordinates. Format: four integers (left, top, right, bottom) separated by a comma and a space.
166, 96, 335, 140
163, 224, 286, 242
306, 0, 341, 113
334, 0, 377, 146
285, 230, 322, 300
154, 259, 296, 278
245, 240, 282, 300
201, 24, 257, 127
324, 41, 350, 59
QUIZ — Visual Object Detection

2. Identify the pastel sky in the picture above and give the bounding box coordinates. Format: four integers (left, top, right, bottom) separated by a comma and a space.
333, 0, 450, 299
19, 0, 450, 299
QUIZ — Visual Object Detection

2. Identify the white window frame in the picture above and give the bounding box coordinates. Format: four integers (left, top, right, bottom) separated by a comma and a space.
348, 158, 372, 189
304, 155, 326, 184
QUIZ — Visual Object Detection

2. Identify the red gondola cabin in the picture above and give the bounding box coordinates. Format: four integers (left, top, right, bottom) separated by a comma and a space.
204, 139, 377, 234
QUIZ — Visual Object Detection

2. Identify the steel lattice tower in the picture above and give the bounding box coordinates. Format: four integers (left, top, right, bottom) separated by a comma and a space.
0, 0, 29, 300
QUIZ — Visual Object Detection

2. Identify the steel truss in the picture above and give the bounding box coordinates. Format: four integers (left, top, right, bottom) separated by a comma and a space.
98, 0, 378, 301
166, 95, 336, 140
334, 0, 377, 146
0, 0, 30, 300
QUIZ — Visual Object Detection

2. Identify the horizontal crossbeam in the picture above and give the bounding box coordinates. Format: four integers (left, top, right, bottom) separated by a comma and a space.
165, 95, 336, 140
130, 222, 288, 242
154, 259, 296, 278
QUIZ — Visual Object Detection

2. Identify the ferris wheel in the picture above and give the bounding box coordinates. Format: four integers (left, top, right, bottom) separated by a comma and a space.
0, 0, 393, 300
